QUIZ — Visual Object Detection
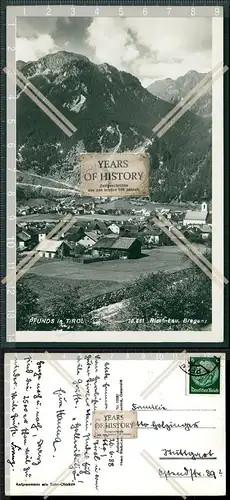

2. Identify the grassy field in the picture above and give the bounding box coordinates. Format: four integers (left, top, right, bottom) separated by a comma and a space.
22, 274, 121, 311
20, 246, 193, 311
27, 247, 191, 283
18, 243, 209, 330
20, 244, 207, 319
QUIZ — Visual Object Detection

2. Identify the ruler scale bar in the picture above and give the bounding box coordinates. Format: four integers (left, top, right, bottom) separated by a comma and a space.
5, 4, 225, 17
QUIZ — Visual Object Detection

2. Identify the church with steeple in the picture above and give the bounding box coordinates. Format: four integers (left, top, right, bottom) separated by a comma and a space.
183, 201, 212, 226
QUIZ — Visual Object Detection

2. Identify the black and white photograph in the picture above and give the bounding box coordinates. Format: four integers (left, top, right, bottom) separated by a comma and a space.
9, 10, 224, 341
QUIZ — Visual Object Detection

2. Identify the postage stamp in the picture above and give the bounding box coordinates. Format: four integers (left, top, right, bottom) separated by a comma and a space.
189, 356, 221, 394
92, 410, 138, 439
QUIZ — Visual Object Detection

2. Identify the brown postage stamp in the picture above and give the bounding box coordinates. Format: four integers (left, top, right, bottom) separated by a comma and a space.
92, 410, 138, 439
79, 153, 149, 197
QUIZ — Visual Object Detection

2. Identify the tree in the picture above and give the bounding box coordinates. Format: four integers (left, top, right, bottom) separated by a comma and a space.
75, 244, 85, 256
127, 264, 212, 331
16, 280, 40, 330
42, 283, 100, 331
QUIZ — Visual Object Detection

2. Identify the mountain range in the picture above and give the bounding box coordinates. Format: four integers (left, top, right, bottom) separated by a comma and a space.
147, 70, 212, 118
16, 51, 212, 203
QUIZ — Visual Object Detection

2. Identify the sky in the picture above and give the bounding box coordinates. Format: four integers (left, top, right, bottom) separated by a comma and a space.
16, 16, 212, 87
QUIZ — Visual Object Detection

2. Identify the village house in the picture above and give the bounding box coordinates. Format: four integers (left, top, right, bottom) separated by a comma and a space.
119, 223, 138, 237
93, 237, 117, 256
171, 211, 184, 223
96, 208, 106, 215
119, 227, 132, 238
94, 237, 142, 259
36, 239, 71, 259
112, 238, 142, 258
108, 223, 120, 235
206, 212, 212, 227
133, 208, 151, 216
16, 223, 23, 233
16, 230, 31, 250
182, 226, 204, 243
29, 228, 48, 245
64, 226, 85, 243
160, 208, 170, 215
183, 202, 210, 226
200, 224, 212, 240
17, 205, 31, 216
78, 231, 100, 248
78, 206, 86, 214
143, 227, 163, 246
86, 221, 108, 233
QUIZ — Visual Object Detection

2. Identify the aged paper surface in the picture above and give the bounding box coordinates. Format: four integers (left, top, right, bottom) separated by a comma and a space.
80, 153, 149, 197
5, 352, 226, 496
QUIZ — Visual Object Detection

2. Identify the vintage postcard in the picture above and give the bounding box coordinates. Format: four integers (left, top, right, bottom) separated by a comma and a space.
4, 352, 226, 496
4, 4, 226, 343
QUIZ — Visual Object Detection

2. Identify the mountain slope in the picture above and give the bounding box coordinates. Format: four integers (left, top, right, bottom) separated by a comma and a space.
147, 70, 212, 118
16, 51, 212, 202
